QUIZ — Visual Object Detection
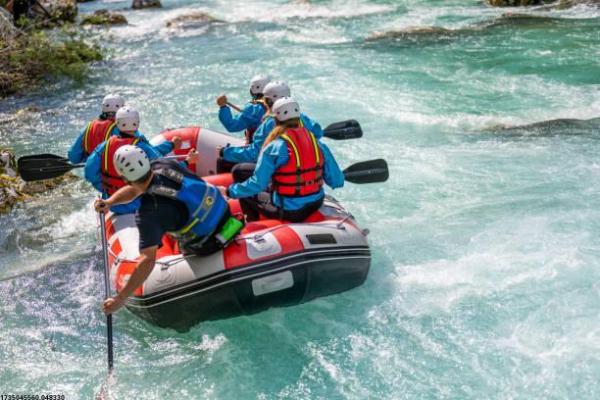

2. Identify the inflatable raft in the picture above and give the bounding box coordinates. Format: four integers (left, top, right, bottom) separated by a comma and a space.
104, 127, 371, 332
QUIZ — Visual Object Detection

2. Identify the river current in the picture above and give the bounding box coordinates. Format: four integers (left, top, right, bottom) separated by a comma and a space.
1, 0, 599, 398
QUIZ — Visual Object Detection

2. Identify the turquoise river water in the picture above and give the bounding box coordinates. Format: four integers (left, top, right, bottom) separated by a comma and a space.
1, 0, 599, 398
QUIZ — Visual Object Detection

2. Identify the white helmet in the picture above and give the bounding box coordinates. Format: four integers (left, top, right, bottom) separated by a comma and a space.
263, 81, 291, 103
102, 94, 124, 114
115, 106, 140, 132
249, 74, 270, 96
272, 97, 300, 122
113, 145, 150, 182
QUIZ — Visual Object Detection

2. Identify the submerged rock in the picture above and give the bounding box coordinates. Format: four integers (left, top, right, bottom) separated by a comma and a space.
0, 149, 78, 214
489, 0, 599, 7
81, 9, 128, 26
488, 0, 555, 5
131, 0, 162, 10
0, 106, 41, 124
554, 0, 600, 8
366, 12, 567, 44
486, 117, 600, 136
366, 26, 458, 42
165, 11, 223, 29
482, 12, 564, 28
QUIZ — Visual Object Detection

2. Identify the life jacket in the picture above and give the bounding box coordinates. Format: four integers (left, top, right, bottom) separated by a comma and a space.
272, 127, 324, 197
100, 135, 141, 196
82, 118, 117, 156
244, 100, 268, 144
146, 160, 228, 239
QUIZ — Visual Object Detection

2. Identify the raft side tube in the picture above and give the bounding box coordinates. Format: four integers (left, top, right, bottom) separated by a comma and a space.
126, 247, 370, 332
150, 126, 244, 176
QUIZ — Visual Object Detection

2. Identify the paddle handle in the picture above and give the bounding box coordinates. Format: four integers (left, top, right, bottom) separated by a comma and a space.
99, 211, 114, 371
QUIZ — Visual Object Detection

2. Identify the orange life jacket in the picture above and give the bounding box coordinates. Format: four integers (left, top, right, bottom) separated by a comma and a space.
244, 100, 268, 144
100, 135, 140, 195
272, 127, 324, 197
82, 118, 116, 156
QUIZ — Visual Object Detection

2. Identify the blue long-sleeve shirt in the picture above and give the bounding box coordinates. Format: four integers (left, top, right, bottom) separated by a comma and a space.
68, 120, 120, 164
228, 137, 344, 210
218, 102, 266, 133
84, 131, 173, 215
222, 113, 324, 164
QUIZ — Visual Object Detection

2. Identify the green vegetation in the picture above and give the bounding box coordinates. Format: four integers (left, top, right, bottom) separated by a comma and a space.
0, 28, 103, 97
80, 9, 127, 26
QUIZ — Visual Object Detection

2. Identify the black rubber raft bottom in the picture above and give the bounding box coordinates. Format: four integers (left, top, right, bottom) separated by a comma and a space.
125, 246, 371, 332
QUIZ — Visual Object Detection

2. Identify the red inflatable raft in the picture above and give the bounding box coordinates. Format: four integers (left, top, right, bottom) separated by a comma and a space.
104, 127, 371, 331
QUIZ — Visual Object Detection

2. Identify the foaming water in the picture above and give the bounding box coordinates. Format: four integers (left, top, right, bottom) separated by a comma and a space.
1, 0, 600, 398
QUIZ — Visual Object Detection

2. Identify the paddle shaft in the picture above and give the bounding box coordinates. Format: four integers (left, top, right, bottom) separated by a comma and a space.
99, 211, 114, 371
227, 102, 242, 112
221, 108, 362, 141
29, 154, 184, 169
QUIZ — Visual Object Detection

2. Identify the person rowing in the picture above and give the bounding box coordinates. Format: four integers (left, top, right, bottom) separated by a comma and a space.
94, 145, 242, 315
216, 74, 270, 145
84, 106, 181, 214
68, 94, 124, 164
218, 81, 324, 182
221, 97, 344, 222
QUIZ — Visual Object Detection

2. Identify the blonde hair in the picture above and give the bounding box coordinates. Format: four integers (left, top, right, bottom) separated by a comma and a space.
262, 117, 301, 149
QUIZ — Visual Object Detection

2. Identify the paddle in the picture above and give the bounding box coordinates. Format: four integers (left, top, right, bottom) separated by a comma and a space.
343, 159, 389, 184
17, 154, 83, 182
323, 119, 362, 140
17, 154, 189, 182
226, 100, 362, 141
99, 211, 114, 370
96, 211, 114, 399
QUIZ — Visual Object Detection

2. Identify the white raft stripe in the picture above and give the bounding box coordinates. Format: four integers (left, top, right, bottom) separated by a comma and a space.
138, 246, 370, 300
126, 254, 370, 309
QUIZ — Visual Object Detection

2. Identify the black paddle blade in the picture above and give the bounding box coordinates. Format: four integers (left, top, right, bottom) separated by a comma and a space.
343, 159, 389, 184
323, 119, 363, 140
17, 154, 82, 182
17, 153, 67, 163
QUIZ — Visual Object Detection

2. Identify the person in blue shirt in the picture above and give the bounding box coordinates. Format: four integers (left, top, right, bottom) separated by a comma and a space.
217, 74, 270, 137
94, 146, 239, 315
222, 97, 344, 223
84, 106, 181, 215
219, 81, 325, 182
215, 74, 270, 173
68, 94, 124, 164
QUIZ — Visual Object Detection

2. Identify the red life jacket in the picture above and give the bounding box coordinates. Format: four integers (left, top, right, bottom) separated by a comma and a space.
272, 127, 324, 197
100, 135, 140, 195
82, 118, 116, 156
244, 101, 268, 144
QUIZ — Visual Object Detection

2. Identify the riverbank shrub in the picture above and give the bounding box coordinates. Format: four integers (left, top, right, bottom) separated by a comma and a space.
0, 28, 102, 96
